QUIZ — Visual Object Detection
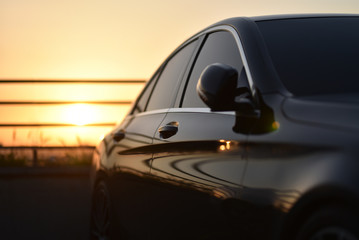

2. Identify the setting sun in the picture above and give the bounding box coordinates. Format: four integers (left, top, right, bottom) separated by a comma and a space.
63, 103, 98, 126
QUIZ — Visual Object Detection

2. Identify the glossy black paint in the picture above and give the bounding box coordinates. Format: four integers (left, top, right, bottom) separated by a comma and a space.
197, 63, 238, 111
91, 14, 359, 240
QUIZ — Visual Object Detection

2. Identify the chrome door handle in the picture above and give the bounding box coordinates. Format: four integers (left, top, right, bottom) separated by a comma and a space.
158, 122, 178, 139
112, 129, 125, 142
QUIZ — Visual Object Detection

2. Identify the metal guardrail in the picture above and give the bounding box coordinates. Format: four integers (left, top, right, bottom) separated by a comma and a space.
0, 79, 146, 167
0, 79, 146, 83
0, 79, 146, 127
0, 101, 133, 105
0, 123, 116, 127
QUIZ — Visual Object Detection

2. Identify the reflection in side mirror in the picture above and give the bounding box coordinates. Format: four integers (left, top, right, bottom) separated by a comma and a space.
196, 63, 238, 111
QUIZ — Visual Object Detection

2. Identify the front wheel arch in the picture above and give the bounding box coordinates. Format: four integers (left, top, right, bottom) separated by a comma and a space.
90, 180, 112, 240
280, 186, 359, 240
295, 204, 359, 240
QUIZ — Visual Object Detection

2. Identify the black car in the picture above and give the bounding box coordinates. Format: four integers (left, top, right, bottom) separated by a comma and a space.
90, 14, 359, 240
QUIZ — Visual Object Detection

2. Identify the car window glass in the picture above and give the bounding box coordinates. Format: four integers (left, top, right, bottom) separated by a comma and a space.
182, 31, 244, 108
132, 72, 159, 114
146, 40, 197, 111
256, 17, 359, 96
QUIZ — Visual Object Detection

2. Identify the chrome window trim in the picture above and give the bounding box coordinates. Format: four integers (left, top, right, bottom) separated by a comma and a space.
132, 25, 256, 117
182, 25, 256, 99
131, 107, 236, 118
134, 108, 170, 117
168, 108, 235, 115
203, 26, 256, 98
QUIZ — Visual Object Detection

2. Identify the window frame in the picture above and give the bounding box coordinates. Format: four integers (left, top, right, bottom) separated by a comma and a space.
145, 39, 200, 112
175, 26, 256, 110
131, 25, 256, 116
130, 67, 162, 115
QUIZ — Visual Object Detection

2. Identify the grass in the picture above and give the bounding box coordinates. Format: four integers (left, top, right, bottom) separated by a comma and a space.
0, 151, 27, 167
0, 147, 94, 167
0, 131, 94, 167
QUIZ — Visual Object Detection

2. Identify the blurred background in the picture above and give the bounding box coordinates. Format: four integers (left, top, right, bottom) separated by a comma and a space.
1, 0, 359, 239
1, 0, 359, 148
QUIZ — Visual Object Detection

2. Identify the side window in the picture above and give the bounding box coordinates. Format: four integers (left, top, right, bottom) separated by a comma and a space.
132, 71, 159, 114
182, 31, 244, 108
146, 40, 198, 111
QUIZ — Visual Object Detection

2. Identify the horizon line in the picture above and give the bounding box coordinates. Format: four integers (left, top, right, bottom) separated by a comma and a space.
0, 79, 146, 84
0, 101, 133, 105
0, 123, 116, 127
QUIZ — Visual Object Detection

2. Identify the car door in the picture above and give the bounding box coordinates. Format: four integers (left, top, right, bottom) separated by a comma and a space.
105, 39, 199, 239
149, 29, 251, 240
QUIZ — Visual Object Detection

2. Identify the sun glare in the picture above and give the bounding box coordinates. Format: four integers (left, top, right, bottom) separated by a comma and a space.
64, 103, 96, 126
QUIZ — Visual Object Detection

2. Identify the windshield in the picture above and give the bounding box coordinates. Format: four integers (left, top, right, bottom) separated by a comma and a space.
256, 17, 359, 96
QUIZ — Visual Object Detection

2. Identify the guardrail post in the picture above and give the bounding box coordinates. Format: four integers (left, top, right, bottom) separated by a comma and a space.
32, 148, 38, 167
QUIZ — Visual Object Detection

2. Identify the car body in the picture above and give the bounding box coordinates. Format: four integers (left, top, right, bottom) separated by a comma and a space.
90, 14, 359, 240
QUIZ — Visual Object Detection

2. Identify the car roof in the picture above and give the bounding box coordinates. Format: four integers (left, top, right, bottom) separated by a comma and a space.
211, 13, 359, 26
203, 13, 359, 37
197, 13, 359, 95
172, 13, 359, 96
249, 13, 359, 22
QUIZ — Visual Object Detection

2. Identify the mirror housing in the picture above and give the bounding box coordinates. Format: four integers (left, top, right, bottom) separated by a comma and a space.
197, 63, 238, 111
197, 63, 277, 134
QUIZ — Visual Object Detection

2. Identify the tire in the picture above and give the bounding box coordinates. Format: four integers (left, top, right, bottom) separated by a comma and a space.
90, 180, 112, 240
295, 205, 359, 240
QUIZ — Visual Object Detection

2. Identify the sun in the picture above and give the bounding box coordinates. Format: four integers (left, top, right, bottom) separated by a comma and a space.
64, 103, 96, 126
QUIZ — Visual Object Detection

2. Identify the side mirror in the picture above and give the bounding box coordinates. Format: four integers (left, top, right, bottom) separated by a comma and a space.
196, 63, 238, 111
197, 63, 276, 134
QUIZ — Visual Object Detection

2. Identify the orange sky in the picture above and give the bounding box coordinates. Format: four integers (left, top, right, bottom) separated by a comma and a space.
1, 0, 359, 80
0, 0, 359, 146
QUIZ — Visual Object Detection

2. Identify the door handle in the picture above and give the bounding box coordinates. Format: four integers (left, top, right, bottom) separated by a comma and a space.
112, 129, 125, 142
158, 122, 178, 139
